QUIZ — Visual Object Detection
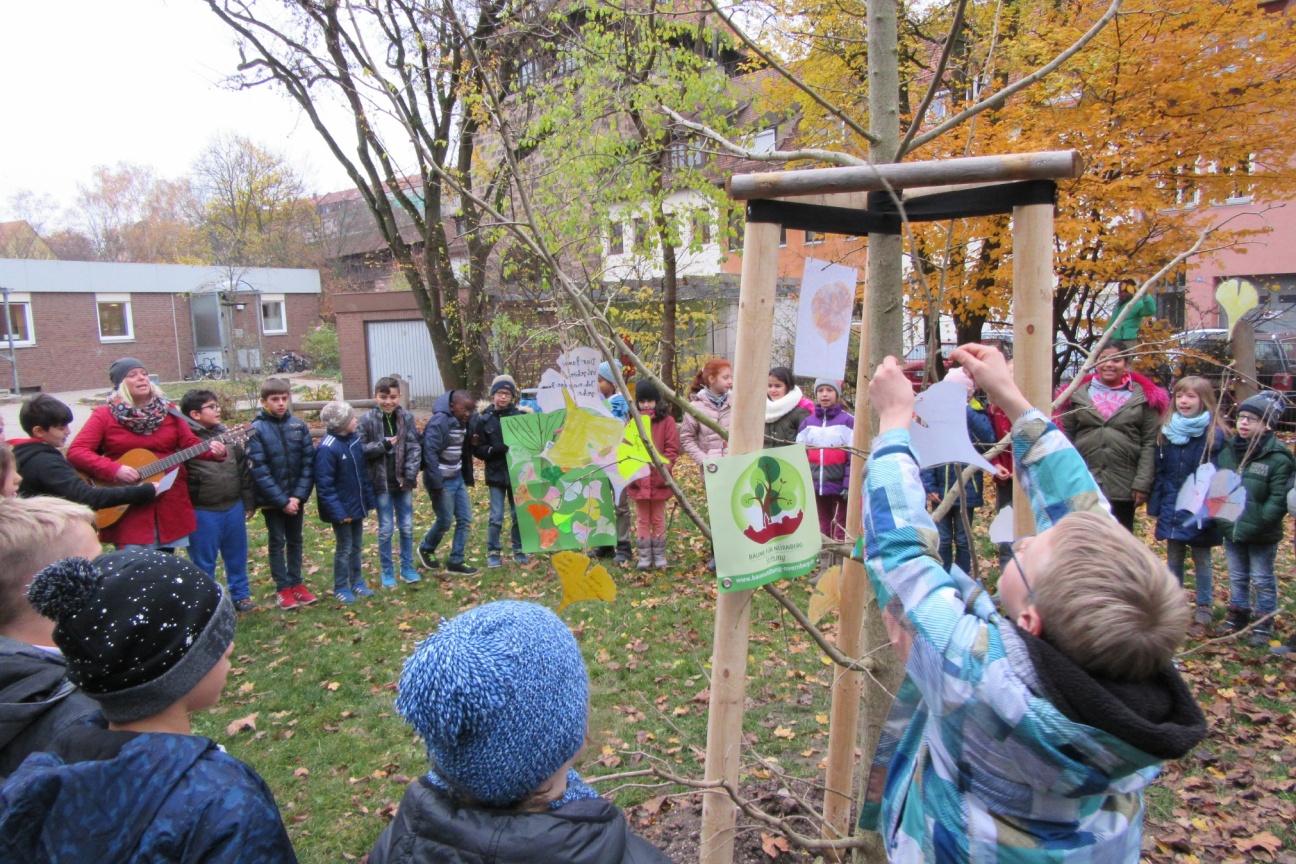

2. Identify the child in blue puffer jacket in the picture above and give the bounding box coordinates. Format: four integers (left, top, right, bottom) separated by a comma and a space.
1148, 377, 1226, 628
315, 402, 376, 605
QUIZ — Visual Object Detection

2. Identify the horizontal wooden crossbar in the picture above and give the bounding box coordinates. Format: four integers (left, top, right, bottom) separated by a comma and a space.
744, 180, 1057, 236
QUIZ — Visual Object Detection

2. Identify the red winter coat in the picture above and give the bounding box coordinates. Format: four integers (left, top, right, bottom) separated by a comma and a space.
67, 405, 220, 547
626, 415, 680, 502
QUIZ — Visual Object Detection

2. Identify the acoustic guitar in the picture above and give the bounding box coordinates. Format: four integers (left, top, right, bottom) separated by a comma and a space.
82, 423, 254, 530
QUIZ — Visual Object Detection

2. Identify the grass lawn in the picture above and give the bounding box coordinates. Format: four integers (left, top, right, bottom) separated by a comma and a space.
190, 465, 1296, 863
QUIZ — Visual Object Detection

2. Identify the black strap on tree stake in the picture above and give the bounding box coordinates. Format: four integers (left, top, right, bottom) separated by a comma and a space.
744, 179, 1057, 237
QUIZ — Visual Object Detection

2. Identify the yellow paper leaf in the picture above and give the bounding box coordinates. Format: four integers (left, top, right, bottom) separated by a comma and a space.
1216, 278, 1259, 338
554, 550, 617, 611
808, 565, 842, 625
617, 417, 654, 481
548, 390, 626, 469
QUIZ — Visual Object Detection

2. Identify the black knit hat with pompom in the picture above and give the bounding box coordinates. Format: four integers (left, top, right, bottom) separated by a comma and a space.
27, 549, 235, 723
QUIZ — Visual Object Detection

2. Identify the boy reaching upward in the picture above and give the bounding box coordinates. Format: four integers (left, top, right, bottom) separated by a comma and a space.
860, 344, 1206, 863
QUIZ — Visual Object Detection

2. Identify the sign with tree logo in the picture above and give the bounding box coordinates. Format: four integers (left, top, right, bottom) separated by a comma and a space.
703, 445, 823, 592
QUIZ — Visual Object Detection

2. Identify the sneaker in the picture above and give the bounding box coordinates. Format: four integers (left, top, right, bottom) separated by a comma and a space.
1221, 606, 1250, 634
514, 553, 530, 565
352, 583, 375, 597
381, 573, 398, 588
1193, 605, 1213, 628
399, 571, 422, 583
1248, 626, 1274, 648
277, 588, 299, 610
334, 589, 356, 605
234, 598, 259, 613
292, 584, 318, 606
417, 547, 438, 569
445, 561, 479, 576
486, 554, 502, 569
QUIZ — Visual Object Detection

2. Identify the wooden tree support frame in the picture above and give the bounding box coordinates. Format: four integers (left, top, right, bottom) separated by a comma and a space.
700, 150, 1076, 864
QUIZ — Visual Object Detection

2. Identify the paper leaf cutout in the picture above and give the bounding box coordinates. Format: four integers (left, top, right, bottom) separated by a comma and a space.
1216, 278, 1259, 339
908, 380, 996, 472
554, 549, 617, 611
1175, 464, 1246, 527
808, 565, 841, 625
617, 418, 654, 481
988, 506, 1015, 545
536, 367, 568, 414
549, 390, 627, 470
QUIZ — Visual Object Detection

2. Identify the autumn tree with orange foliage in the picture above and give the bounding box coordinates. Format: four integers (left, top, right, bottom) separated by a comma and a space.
757, 0, 1296, 378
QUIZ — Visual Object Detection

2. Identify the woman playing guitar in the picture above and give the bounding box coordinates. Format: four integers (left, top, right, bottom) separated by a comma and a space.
67, 358, 227, 551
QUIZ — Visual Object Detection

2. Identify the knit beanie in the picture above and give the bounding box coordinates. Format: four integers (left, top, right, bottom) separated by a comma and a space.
109, 357, 146, 389
490, 375, 518, 399
813, 378, 841, 397
597, 361, 616, 384
1238, 393, 1281, 426
395, 601, 589, 807
636, 380, 661, 405
26, 550, 235, 724
321, 401, 355, 434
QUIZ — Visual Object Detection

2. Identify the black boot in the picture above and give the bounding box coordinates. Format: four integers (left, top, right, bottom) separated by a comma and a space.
1222, 606, 1251, 634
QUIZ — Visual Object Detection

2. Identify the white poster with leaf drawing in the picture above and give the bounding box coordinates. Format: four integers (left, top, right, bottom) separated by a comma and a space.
793, 257, 856, 381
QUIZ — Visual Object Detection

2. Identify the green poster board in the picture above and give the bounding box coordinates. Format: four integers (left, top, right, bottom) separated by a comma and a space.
702, 445, 823, 591
501, 409, 619, 553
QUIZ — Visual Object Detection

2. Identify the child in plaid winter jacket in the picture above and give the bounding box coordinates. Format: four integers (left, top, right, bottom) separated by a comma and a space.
859, 345, 1206, 863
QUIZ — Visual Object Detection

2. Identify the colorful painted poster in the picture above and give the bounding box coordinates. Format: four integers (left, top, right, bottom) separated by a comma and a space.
703, 445, 823, 592
501, 393, 651, 553
793, 258, 857, 381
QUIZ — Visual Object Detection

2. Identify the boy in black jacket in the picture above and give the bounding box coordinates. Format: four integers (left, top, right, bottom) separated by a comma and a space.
0, 497, 104, 779
418, 390, 477, 576
472, 375, 530, 569
12, 395, 156, 511
246, 378, 317, 611
357, 377, 422, 587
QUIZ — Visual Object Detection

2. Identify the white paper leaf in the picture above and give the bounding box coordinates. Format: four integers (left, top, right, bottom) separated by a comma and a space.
908, 381, 996, 472
988, 506, 1015, 545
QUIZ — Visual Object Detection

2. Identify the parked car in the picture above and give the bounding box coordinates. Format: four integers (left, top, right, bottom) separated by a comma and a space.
902, 335, 1013, 392
1147, 328, 1296, 421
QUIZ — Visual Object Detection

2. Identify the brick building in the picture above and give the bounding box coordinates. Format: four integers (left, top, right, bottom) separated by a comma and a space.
0, 258, 321, 393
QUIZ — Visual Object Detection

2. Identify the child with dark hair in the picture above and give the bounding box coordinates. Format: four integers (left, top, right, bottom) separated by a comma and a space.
764, 366, 813, 448
316, 402, 376, 604
12, 394, 157, 510
0, 549, 297, 862
626, 381, 679, 571
180, 389, 257, 613
419, 390, 478, 575
370, 600, 670, 864
246, 378, 317, 610
358, 377, 422, 587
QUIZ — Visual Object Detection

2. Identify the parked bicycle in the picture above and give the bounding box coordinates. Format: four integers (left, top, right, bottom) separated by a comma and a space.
185, 356, 227, 381
266, 349, 311, 374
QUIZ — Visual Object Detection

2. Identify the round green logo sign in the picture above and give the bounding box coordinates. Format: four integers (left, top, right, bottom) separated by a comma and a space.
730, 455, 806, 544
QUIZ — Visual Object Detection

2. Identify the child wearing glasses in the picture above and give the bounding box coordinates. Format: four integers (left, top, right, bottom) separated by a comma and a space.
860, 344, 1206, 863
182, 390, 257, 613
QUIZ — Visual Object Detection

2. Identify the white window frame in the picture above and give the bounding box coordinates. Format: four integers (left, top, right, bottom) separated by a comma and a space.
0, 292, 35, 347
261, 293, 288, 335
752, 128, 777, 154
95, 293, 134, 343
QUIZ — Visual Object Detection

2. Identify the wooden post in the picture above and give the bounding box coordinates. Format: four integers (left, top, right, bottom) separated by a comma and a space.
821, 289, 871, 853
699, 219, 782, 864
1011, 202, 1054, 535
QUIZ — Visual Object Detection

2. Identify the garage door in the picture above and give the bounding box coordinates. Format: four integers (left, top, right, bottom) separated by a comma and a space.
366, 320, 445, 406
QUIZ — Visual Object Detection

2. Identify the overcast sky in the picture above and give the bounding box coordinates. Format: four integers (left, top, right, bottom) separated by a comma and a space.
0, 0, 355, 224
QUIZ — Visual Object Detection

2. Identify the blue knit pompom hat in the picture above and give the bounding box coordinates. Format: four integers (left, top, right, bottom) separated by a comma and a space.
395, 601, 589, 806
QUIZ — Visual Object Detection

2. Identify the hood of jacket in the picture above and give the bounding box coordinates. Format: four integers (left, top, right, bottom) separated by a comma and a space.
1056, 370, 1170, 417
371, 778, 658, 864
11, 438, 56, 473
0, 730, 217, 858
0, 638, 80, 758
432, 390, 459, 417
1015, 626, 1207, 764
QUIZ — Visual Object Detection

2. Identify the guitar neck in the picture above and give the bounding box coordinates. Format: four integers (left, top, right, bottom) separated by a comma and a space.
139, 441, 213, 479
